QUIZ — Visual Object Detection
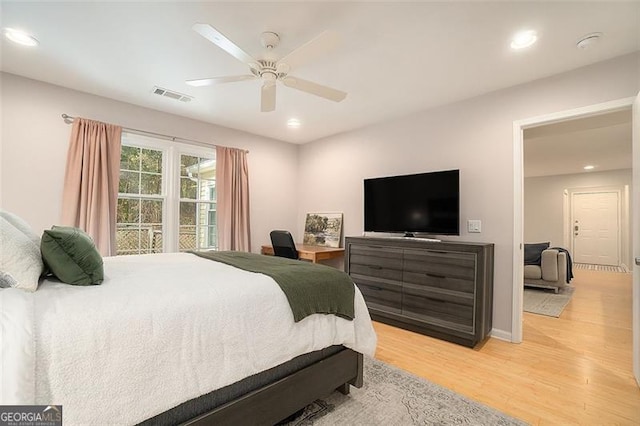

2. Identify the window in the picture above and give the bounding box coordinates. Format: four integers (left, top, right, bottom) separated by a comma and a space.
179, 155, 217, 252
116, 133, 216, 255
117, 145, 164, 255
207, 186, 217, 247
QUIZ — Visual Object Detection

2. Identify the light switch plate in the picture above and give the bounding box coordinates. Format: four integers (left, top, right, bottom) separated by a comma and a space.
468, 219, 482, 233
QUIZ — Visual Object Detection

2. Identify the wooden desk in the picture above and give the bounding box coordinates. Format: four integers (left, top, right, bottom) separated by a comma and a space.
261, 245, 345, 263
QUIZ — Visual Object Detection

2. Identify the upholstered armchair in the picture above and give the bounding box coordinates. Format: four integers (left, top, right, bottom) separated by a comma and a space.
524, 249, 568, 293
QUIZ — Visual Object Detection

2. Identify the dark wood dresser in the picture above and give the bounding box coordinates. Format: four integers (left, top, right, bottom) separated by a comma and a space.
345, 237, 494, 347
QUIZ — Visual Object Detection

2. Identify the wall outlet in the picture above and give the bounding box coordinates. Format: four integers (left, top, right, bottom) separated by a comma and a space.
468, 220, 482, 233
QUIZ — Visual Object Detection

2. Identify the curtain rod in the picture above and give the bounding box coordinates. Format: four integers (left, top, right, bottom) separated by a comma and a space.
61, 114, 249, 153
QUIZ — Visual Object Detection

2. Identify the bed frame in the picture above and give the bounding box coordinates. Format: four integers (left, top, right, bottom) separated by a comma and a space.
183, 348, 363, 425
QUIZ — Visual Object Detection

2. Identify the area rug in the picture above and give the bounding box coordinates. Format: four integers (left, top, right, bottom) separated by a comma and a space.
523, 286, 575, 317
574, 263, 629, 273
284, 357, 525, 426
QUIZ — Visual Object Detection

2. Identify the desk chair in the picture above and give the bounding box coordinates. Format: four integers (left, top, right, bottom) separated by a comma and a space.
269, 230, 298, 260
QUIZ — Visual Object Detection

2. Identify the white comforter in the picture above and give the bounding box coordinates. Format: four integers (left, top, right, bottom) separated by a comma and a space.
0, 253, 377, 425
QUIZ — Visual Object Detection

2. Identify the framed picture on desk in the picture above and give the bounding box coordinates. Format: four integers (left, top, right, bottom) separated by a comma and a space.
303, 212, 343, 248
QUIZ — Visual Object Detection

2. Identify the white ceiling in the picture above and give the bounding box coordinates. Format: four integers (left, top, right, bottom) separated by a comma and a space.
1, 1, 639, 144
523, 109, 632, 178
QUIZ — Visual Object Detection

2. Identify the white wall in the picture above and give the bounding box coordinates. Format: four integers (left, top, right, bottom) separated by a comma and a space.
0, 72, 299, 252
632, 93, 639, 386
524, 169, 633, 268
297, 53, 640, 337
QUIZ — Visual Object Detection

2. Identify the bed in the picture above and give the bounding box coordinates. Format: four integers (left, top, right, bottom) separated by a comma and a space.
1, 252, 377, 425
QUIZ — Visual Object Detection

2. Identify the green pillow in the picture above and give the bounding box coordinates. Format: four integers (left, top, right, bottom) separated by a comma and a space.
41, 226, 104, 285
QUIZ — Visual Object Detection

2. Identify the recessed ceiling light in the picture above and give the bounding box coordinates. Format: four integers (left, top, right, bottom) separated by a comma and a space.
287, 118, 301, 129
510, 30, 537, 50
3, 28, 39, 47
583, 165, 595, 170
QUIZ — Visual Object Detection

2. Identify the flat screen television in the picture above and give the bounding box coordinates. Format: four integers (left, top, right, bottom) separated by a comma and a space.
364, 169, 460, 235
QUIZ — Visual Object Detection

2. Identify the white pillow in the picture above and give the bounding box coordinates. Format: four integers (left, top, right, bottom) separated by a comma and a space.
0, 217, 44, 292
0, 210, 40, 246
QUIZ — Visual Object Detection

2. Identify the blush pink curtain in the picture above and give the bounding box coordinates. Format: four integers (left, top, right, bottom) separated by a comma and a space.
61, 118, 122, 256
216, 146, 251, 252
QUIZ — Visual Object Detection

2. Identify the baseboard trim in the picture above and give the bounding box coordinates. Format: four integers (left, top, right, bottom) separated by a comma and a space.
490, 328, 512, 342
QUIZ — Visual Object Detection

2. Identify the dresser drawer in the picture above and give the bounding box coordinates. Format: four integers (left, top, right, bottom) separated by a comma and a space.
353, 275, 402, 313
403, 249, 476, 292
402, 293, 474, 331
348, 244, 403, 281
349, 244, 402, 267
403, 271, 474, 293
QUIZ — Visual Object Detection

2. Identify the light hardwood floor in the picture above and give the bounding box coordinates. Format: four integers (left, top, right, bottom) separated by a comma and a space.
373, 269, 640, 425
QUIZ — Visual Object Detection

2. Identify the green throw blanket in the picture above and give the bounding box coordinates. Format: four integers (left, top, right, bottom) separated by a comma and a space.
190, 251, 355, 322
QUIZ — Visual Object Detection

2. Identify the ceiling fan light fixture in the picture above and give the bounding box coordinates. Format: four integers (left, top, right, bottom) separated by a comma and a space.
260, 32, 280, 50
189, 23, 347, 112
3, 27, 39, 47
510, 30, 537, 50
287, 118, 301, 129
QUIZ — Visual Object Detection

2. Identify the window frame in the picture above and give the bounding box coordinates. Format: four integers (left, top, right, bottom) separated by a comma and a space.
175, 150, 218, 252
118, 132, 216, 254
117, 134, 169, 255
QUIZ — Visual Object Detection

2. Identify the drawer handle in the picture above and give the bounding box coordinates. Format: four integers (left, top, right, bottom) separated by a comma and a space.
425, 272, 446, 279
369, 265, 383, 270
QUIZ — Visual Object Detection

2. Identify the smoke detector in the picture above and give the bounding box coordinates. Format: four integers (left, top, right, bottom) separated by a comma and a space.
576, 32, 603, 49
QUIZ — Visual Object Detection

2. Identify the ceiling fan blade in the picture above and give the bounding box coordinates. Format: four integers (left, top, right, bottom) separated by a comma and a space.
186, 75, 256, 87
261, 83, 276, 112
282, 76, 347, 102
278, 31, 339, 70
193, 23, 257, 66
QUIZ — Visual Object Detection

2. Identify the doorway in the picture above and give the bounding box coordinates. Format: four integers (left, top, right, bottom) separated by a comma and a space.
512, 96, 635, 344
571, 189, 621, 266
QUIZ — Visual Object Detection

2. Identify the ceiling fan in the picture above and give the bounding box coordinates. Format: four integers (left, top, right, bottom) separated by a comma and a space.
187, 23, 347, 112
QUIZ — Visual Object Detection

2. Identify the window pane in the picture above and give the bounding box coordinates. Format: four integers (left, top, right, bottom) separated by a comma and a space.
180, 202, 196, 226
141, 148, 162, 173
207, 226, 217, 248
119, 171, 139, 194
179, 226, 196, 251
208, 185, 217, 202
141, 199, 163, 224
116, 227, 141, 256
200, 180, 216, 201
153, 232, 163, 253
117, 198, 140, 224
180, 201, 197, 250
180, 155, 199, 177
198, 202, 209, 222
193, 158, 215, 180
139, 224, 163, 253
180, 177, 197, 199
116, 196, 141, 256
178, 201, 217, 251
116, 199, 163, 255
141, 173, 162, 195
120, 146, 139, 171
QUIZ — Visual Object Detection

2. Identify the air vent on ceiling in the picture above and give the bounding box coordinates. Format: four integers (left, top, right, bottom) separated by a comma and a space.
152, 86, 193, 103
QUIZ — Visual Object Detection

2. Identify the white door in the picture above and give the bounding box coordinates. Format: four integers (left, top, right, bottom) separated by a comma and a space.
572, 191, 620, 265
